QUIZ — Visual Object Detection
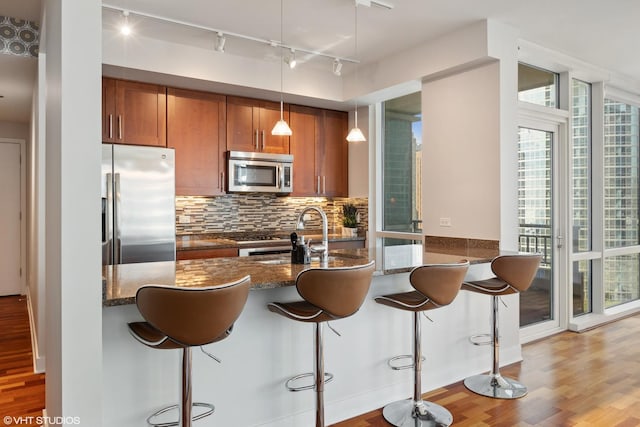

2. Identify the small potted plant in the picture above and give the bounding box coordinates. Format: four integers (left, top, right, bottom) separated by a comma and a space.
342, 204, 358, 237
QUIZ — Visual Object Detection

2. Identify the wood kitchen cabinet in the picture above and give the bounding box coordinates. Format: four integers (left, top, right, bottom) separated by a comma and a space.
102, 77, 167, 147
167, 88, 226, 196
226, 96, 290, 154
290, 105, 348, 197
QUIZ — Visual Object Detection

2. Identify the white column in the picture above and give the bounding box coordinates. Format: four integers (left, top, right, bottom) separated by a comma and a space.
44, 0, 103, 425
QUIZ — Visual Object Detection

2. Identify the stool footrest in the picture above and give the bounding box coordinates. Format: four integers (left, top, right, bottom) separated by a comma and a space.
285, 372, 334, 392
469, 333, 493, 346
147, 402, 214, 427
387, 354, 425, 371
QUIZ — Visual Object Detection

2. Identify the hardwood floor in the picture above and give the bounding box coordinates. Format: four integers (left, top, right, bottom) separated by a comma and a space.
333, 313, 640, 427
0, 296, 45, 426
1, 296, 639, 426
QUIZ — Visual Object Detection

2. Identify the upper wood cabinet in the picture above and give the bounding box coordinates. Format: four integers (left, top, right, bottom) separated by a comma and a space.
319, 110, 348, 197
226, 96, 290, 154
167, 88, 226, 196
102, 78, 167, 147
290, 105, 348, 197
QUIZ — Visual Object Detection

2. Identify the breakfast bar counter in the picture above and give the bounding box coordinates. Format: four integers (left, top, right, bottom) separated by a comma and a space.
102, 244, 522, 427
102, 245, 500, 306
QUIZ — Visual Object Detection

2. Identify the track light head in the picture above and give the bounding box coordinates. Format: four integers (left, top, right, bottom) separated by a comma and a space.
215, 32, 226, 52
120, 10, 132, 36
332, 58, 343, 76
284, 49, 297, 69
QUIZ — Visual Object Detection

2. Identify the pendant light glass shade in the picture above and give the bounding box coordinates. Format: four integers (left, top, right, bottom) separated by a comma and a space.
272, 0, 292, 136
272, 116, 292, 135
346, 126, 366, 142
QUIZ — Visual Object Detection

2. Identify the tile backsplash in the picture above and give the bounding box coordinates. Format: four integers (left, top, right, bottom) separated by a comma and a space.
176, 194, 368, 236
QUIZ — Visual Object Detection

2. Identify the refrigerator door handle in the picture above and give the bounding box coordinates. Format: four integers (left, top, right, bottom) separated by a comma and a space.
113, 172, 122, 264
104, 173, 114, 264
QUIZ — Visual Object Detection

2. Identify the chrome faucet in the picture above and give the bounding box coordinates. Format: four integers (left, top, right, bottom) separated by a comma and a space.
296, 206, 328, 263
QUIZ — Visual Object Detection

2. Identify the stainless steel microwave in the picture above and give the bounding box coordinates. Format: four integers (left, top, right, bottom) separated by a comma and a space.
227, 151, 293, 193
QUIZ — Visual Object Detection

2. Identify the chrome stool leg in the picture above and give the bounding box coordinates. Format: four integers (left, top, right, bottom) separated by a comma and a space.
315, 322, 325, 427
382, 312, 453, 427
147, 348, 215, 427
464, 295, 527, 399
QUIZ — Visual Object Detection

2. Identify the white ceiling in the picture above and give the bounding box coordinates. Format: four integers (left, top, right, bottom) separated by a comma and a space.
3, 0, 640, 123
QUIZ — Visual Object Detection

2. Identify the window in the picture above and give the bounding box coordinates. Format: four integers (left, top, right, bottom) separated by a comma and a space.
603, 98, 640, 308
572, 79, 592, 315
382, 92, 422, 233
518, 63, 558, 108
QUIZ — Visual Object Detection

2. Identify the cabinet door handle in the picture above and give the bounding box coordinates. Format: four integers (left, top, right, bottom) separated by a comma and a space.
317, 176, 320, 194
108, 114, 113, 139
255, 129, 259, 150
323, 176, 326, 194
118, 115, 123, 140
261, 130, 265, 151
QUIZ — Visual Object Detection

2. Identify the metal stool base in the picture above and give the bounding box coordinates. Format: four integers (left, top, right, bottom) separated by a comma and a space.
382, 399, 453, 427
464, 373, 527, 399
147, 402, 214, 427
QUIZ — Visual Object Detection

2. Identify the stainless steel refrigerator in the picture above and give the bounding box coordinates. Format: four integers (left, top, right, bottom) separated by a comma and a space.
102, 144, 176, 265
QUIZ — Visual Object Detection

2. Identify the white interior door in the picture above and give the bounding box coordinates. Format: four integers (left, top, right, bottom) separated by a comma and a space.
0, 141, 22, 296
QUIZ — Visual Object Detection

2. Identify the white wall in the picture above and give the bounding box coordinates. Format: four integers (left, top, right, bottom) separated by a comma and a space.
26, 54, 47, 372
102, 29, 343, 105
0, 120, 28, 140
422, 62, 501, 240
43, 0, 103, 424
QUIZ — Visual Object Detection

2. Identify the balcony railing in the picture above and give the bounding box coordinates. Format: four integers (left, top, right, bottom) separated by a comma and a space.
519, 223, 552, 265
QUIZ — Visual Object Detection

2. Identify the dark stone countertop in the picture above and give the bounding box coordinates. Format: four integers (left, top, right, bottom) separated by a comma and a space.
103, 245, 501, 307
176, 232, 366, 251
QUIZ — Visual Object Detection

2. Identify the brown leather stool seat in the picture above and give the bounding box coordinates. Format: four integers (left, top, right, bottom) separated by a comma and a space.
462, 254, 542, 399
267, 261, 375, 427
129, 275, 251, 427
374, 261, 469, 427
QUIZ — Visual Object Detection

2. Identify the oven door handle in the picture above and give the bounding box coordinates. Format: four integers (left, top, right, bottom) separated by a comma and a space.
239, 246, 292, 256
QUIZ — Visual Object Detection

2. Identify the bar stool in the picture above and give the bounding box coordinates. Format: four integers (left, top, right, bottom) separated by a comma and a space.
374, 261, 469, 427
462, 254, 542, 399
267, 261, 375, 427
128, 275, 251, 427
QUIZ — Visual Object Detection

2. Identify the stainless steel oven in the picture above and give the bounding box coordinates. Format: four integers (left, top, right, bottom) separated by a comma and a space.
227, 151, 293, 194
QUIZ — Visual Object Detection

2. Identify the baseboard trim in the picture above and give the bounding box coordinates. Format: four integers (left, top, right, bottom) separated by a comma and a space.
25, 290, 45, 373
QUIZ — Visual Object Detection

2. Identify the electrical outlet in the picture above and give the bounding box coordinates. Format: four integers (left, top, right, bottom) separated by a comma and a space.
303, 213, 311, 221
178, 215, 191, 224
439, 217, 451, 227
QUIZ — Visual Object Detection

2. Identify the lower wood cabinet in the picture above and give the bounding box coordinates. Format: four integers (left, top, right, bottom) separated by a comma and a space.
176, 247, 239, 260
168, 88, 226, 196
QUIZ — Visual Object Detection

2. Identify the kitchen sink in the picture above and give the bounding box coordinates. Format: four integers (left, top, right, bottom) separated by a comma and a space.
257, 259, 291, 265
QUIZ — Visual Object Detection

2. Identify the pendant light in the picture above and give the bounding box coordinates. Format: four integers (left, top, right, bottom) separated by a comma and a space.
272, 0, 293, 136
346, 2, 366, 142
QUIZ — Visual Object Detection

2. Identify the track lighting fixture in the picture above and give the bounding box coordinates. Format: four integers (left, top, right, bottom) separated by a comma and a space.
103, 4, 361, 74
120, 10, 131, 36
214, 32, 226, 52
332, 58, 343, 76
285, 49, 297, 69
